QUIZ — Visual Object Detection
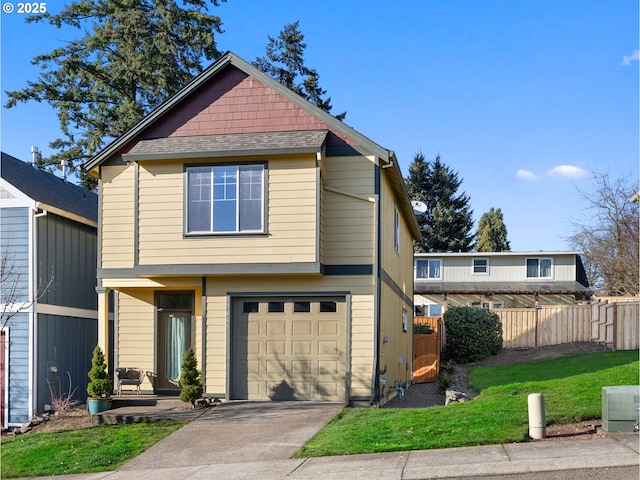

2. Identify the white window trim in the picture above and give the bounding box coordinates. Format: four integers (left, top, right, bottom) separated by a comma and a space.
472, 258, 490, 275
184, 163, 266, 235
525, 257, 554, 279
415, 258, 443, 280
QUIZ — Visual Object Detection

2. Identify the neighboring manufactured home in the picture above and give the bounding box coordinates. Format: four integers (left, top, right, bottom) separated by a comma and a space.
414, 251, 591, 316
83, 52, 421, 405
1, 152, 100, 429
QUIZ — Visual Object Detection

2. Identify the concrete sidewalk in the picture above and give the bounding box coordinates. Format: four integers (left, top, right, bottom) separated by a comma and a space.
16, 400, 640, 480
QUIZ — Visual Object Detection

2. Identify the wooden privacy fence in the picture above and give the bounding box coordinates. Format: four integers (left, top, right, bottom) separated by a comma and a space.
496, 305, 592, 349
591, 298, 639, 351
495, 300, 639, 350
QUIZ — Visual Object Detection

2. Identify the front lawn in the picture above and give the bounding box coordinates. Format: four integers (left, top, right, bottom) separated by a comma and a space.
295, 350, 638, 457
1, 420, 185, 479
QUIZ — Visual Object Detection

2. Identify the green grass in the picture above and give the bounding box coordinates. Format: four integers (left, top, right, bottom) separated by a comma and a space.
295, 350, 638, 457
1, 420, 186, 479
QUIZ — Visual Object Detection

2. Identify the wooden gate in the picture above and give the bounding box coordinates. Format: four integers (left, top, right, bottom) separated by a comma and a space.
413, 317, 443, 383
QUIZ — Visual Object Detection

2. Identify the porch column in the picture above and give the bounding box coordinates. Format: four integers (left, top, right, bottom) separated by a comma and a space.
96, 286, 111, 366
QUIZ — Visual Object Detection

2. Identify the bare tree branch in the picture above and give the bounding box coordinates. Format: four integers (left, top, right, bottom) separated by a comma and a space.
1, 248, 54, 330
568, 172, 639, 296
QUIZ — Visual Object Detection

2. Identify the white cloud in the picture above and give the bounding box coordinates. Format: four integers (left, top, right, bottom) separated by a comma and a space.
547, 165, 589, 179
620, 49, 639, 66
516, 169, 537, 181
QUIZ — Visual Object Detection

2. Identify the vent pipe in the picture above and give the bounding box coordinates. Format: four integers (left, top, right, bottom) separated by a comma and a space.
61, 159, 69, 181
30, 146, 41, 169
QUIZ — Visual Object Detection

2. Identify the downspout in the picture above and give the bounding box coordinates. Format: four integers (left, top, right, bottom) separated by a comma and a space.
370, 163, 382, 405
31, 205, 48, 418
201, 276, 207, 393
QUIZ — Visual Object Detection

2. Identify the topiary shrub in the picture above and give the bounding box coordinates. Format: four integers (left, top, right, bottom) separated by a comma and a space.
87, 345, 112, 398
442, 306, 503, 363
180, 348, 203, 407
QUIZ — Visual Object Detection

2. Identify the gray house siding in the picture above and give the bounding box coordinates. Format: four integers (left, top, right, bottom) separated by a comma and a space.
37, 214, 98, 310
0, 207, 30, 303
1, 208, 31, 425
6, 313, 29, 424
36, 314, 113, 411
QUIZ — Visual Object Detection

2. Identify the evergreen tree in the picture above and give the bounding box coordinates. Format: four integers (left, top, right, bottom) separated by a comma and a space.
254, 21, 346, 121
4, 0, 226, 190
87, 345, 112, 398
179, 348, 203, 407
405, 152, 474, 252
475, 208, 511, 252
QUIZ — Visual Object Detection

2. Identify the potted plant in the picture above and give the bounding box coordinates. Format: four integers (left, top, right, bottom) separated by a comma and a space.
86, 345, 113, 414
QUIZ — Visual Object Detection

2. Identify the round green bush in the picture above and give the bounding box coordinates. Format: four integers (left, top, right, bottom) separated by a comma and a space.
442, 306, 503, 363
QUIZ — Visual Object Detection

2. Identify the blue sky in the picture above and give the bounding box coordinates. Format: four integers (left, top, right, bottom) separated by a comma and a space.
1, 1, 638, 251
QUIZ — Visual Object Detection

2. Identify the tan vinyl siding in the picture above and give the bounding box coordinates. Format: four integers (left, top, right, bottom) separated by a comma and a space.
116, 291, 155, 391
135, 156, 318, 265
320, 155, 375, 265
380, 173, 414, 294
203, 275, 374, 399
115, 285, 203, 392
379, 282, 413, 399
101, 165, 135, 268
377, 171, 414, 402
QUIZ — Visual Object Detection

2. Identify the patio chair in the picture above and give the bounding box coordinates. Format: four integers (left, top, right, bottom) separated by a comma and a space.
115, 367, 145, 396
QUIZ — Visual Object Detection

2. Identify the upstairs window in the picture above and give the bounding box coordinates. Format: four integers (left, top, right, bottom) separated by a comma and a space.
415, 259, 442, 280
186, 164, 264, 234
473, 258, 489, 275
526, 258, 552, 279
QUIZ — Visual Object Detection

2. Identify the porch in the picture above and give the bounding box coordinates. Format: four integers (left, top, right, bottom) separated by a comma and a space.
92, 395, 215, 426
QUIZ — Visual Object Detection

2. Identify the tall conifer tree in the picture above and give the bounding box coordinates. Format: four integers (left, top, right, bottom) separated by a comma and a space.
405, 152, 474, 252
253, 21, 346, 121
475, 208, 511, 252
5, 0, 226, 189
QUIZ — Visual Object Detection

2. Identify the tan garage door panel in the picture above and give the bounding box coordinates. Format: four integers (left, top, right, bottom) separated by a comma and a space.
232, 297, 346, 401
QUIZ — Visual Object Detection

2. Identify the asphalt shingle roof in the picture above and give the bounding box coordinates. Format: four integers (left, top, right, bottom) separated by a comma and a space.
124, 130, 329, 160
414, 281, 591, 295
1, 152, 98, 223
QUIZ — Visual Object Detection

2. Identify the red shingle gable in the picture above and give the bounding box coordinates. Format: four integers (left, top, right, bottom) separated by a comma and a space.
143, 66, 354, 147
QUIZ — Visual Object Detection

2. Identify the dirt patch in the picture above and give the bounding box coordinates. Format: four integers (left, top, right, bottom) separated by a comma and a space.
1, 406, 94, 438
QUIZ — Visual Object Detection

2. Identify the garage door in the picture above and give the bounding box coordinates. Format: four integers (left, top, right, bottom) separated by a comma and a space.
232, 297, 346, 401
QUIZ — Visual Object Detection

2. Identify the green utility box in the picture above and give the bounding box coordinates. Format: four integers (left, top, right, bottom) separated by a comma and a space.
602, 386, 640, 432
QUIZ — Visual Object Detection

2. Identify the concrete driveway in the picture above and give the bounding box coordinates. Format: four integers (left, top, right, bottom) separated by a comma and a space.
118, 401, 344, 471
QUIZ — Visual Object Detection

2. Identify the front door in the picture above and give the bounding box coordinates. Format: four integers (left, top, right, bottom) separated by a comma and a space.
156, 293, 193, 391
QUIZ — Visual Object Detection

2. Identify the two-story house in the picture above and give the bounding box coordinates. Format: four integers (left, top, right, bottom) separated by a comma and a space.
83, 52, 421, 405
1, 152, 101, 429
414, 251, 591, 316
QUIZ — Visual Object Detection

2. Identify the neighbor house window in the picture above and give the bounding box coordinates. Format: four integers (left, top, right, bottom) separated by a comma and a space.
473, 258, 489, 275
482, 302, 503, 309
415, 304, 443, 317
402, 308, 408, 332
394, 206, 400, 253
526, 258, 553, 278
415, 259, 442, 280
186, 164, 264, 234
